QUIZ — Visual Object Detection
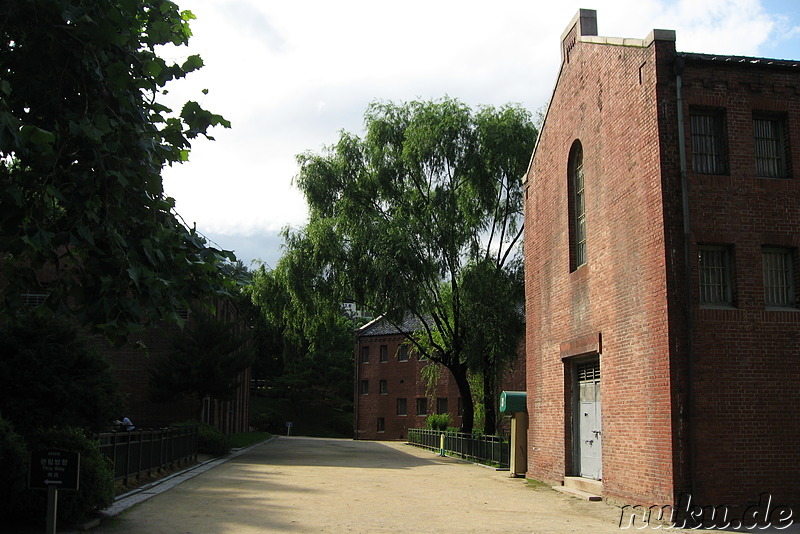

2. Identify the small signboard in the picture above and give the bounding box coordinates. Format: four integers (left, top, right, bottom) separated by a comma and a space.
29, 449, 80, 491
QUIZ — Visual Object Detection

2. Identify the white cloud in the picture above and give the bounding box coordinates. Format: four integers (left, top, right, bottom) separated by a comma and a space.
159, 0, 793, 264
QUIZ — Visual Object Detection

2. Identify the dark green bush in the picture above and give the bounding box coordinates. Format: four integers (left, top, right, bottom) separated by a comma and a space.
15, 426, 114, 525
250, 409, 284, 434
197, 422, 230, 456
250, 393, 293, 434
174, 421, 230, 456
0, 315, 123, 437
0, 414, 29, 521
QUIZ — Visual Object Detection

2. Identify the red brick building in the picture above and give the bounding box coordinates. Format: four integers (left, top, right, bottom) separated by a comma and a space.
525, 9, 799, 513
354, 315, 526, 441
353, 316, 462, 440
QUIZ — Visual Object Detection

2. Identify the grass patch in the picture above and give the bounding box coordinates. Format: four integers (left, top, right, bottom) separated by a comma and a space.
526, 479, 550, 490
230, 431, 272, 449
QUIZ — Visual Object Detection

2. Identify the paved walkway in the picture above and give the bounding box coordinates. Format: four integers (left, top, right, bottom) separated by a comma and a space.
89, 436, 796, 533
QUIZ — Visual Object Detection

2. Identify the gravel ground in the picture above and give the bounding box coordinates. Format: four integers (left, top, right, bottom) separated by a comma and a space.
88, 436, 795, 534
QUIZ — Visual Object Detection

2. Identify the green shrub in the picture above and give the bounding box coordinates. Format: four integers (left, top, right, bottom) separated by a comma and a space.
0, 414, 29, 521
198, 423, 230, 456
425, 413, 452, 431
174, 421, 230, 456
16, 426, 114, 525
250, 406, 286, 434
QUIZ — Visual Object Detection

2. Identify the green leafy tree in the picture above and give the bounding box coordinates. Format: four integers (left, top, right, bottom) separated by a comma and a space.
249, 260, 356, 404
0, 0, 234, 341
460, 258, 525, 435
291, 97, 536, 432
0, 315, 124, 437
149, 307, 254, 404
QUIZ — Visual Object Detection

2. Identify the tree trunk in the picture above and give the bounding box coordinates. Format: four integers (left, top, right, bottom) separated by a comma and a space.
483, 369, 497, 435
447, 361, 474, 434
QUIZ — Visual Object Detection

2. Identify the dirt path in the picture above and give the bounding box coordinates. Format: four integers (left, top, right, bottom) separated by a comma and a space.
90, 436, 747, 533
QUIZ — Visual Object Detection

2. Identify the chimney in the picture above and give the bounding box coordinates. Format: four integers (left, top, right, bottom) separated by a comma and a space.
561, 9, 598, 64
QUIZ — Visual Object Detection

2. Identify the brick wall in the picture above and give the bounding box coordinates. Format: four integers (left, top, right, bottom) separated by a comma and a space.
354, 332, 463, 440
525, 22, 681, 505
526, 10, 800, 512
680, 58, 800, 509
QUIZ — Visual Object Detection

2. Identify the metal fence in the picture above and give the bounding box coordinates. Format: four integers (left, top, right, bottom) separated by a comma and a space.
407, 428, 510, 468
97, 426, 198, 486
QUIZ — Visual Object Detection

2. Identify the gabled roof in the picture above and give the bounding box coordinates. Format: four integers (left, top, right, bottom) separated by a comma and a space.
356, 314, 425, 337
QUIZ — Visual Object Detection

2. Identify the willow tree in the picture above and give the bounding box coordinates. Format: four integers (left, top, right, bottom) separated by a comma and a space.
292, 97, 536, 433
0, 0, 234, 340
249, 251, 359, 403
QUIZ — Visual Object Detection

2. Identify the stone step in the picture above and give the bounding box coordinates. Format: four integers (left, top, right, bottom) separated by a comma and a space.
552, 485, 603, 501
563, 476, 602, 495
552, 476, 603, 501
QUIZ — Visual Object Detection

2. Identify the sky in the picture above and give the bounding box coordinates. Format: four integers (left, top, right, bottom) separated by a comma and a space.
158, 0, 800, 268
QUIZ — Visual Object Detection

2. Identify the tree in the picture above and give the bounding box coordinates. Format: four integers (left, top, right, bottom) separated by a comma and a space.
291, 97, 536, 432
0, 0, 235, 341
0, 315, 124, 437
460, 258, 525, 435
149, 306, 254, 404
249, 260, 357, 404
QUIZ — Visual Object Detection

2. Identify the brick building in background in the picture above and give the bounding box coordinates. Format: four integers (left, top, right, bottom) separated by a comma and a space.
20, 269, 251, 435
525, 9, 799, 512
354, 315, 525, 440
104, 298, 251, 434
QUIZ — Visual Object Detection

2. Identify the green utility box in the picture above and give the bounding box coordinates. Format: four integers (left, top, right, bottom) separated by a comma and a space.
499, 391, 527, 414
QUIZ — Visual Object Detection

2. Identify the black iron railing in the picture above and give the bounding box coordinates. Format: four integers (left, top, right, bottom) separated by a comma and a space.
96, 426, 198, 486
407, 428, 510, 468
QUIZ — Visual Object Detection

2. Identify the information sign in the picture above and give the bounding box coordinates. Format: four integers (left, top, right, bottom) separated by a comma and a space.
29, 449, 80, 491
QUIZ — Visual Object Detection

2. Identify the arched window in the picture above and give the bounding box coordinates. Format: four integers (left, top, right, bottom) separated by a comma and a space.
568, 141, 586, 270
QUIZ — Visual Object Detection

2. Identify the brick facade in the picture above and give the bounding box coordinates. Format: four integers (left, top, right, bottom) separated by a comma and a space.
525, 9, 799, 512
354, 316, 526, 440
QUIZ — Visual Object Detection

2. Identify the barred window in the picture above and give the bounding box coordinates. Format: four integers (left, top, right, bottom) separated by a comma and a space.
20, 291, 49, 307
698, 245, 733, 306
416, 398, 427, 416
377, 418, 385, 432
763, 247, 796, 307
754, 114, 789, 178
396, 398, 407, 416
569, 141, 587, 270
691, 110, 728, 174
436, 398, 448, 415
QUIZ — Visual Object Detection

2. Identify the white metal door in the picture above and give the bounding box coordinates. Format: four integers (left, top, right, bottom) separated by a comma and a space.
577, 361, 602, 480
